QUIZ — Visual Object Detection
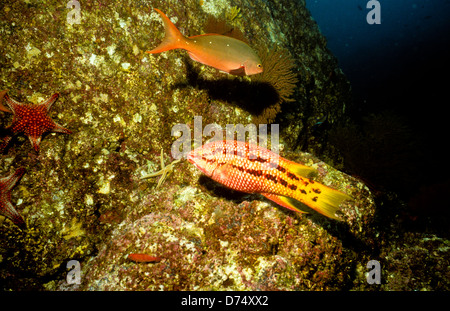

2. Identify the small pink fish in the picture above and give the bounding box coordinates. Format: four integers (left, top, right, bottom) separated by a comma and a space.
146, 8, 263, 76
128, 253, 162, 263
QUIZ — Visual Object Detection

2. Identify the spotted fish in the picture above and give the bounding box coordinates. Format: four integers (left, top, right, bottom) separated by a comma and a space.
187, 140, 351, 220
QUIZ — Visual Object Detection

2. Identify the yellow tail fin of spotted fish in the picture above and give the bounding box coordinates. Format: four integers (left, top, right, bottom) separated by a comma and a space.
262, 160, 351, 220
263, 183, 350, 220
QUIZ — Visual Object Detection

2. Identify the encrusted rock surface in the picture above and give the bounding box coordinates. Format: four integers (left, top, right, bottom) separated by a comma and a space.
0, 0, 447, 291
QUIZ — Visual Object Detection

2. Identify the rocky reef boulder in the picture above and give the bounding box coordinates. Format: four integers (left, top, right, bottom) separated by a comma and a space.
1, 0, 383, 291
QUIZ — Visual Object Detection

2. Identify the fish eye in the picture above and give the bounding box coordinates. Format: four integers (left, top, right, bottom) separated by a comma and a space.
257, 64, 262, 68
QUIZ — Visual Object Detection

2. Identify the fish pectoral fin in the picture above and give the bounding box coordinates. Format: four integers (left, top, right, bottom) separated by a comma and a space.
261, 193, 310, 214
211, 163, 232, 183
228, 66, 246, 76
188, 51, 201, 63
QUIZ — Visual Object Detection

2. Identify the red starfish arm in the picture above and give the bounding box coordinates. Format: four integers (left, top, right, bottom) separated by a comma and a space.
0, 135, 13, 153
3, 93, 22, 113
2, 200, 26, 227
1, 168, 26, 191
0, 168, 26, 228
42, 93, 59, 112
52, 122, 72, 134
28, 135, 43, 152
43, 93, 71, 134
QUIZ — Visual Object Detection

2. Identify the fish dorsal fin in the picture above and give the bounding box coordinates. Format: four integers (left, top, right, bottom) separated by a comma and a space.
188, 33, 221, 39
261, 193, 309, 214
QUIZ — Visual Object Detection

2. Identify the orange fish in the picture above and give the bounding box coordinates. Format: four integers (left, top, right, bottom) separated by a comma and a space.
128, 253, 162, 263
188, 140, 351, 220
146, 8, 263, 76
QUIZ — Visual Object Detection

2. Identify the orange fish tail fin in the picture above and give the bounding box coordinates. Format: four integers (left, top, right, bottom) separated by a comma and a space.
300, 182, 352, 220
146, 8, 187, 54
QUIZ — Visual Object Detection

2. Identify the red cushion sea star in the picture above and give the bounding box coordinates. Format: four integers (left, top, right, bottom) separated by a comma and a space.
0, 93, 72, 152
0, 168, 26, 228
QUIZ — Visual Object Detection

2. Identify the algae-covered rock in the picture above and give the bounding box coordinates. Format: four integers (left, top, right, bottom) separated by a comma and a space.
57, 150, 375, 291
0, 0, 446, 291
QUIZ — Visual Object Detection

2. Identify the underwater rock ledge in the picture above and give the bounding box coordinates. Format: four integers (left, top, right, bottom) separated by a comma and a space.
60, 149, 375, 291
5, 0, 442, 291
0, 0, 365, 291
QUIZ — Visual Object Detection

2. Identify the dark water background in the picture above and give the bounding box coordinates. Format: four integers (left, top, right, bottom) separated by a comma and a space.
305, 0, 450, 226
306, 0, 450, 101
